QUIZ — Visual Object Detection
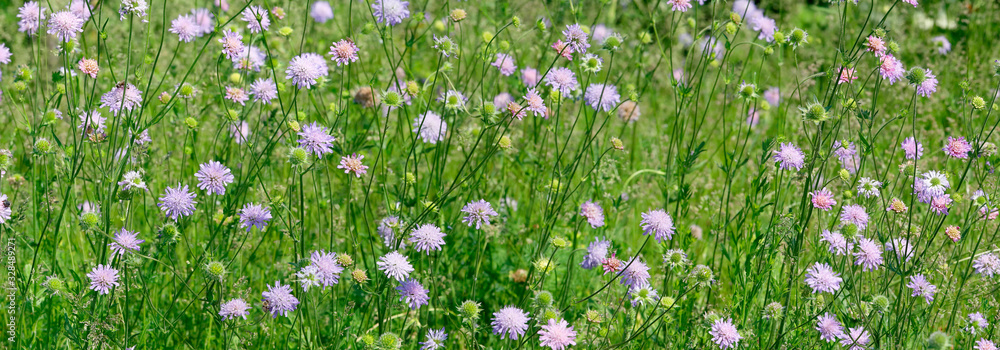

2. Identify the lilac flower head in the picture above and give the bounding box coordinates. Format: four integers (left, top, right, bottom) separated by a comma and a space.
190, 8, 215, 35
491, 306, 530, 340
919, 171, 950, 199
0, 44, 11, 65
119, 0, 149, 20
225, 86, 249, 105
930, 195, 953, 215
562, 24, 590, 54
238, 203, 272, 232
232, 46, 266, 71
297, 122, 336, 157
170, 14, 199, 42
100, 82, 143, 116
763, 87, 781, 106
378, 251, 414, 281
619, 257, 651, 289
261, 282, 299, 318
241, 6, 270, 33
840, 327, 871, 350
309, 250, 344, 288
879, 55, 906, 84
521, 67, 540, 87
915, 69, 938, 97
902, 137, 923, 160
820, 230, 852, 255
853, 237, 883, 272
219, 298, 250, 320
976, 339, 997, 350
524, 89, 547, 117
840, 204, 869, 231
773, 142, 805, 171
669, 0, 693, 12
857, 177, 882, 198
108, 228, 144, 259
833, 141, 859, 173
885, 238, 914, 262
372, 0, 410, 26
379, 216, 404, 248
967, 313, 990, 334
409, 224, 447, 254
972, 253, 1000, 278
545, 67, 579, 95
158, 184, 197, 220
396, 278, 430, 310
419, 328, 447, 350
0, 194, 9, 224
461, 200, 499, 229
805, 262, 842, 293
492, 53, 517, 76
329, 39, 360, 66
816, 313, 844, 342
78, 110, 107, 136
931, 36, 951, 55
709, 318, 743, 349
17, 2, 46, 36
230, 121, 252, 144
538, 318, 577, 350
338, 154, 369, 178
118, 171, 148, 192
580, 237, 610, 270
286, 53, 329, 89
640, 208, 675, 242
311, 1, 335, 23
810, 188, 837, 211
943, 136, 972, 159
249, 78, 278, 103
584, 84, 621, 112
580, 200, 605, 228
219, 29, 245, 60
906, 274, 937, 304
87, 264, 120, 295
47, 11, 85, 42
413, 111, 447, 143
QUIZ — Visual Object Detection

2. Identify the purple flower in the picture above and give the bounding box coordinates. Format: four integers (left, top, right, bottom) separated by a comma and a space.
773, 142, 805, 171
232, 46, 266, 71
976, 339, 997, 350
492, 53, 517, 76
879, 54, 905, 84
805, 262, 842, 293
562, 24, 590, 54
930, 195, 953, 215
840, 326, 871, 350
118, 171, 147, 192
840, 204, 869, 231
87, 264, 120, 295
521, 67, 540, 86
230, 121, 252, 144
219, 29, 244, 60
902, 137, 923, 160
833, 141, 859, 173
413, 111, 447, 144
195, 161, 235, 195
378, 251, 414, 281
853, 237, 883, 272
580, 200, 605, 228
249, 78, 278, 103
329, 39, 360, 66
709, 318, 743, 349
419, 328, 447, 350
915, 69, 938, 97
410, 224, 447, 254
619, 257, 651, 289
584, 84, 621, 112
286, 53, 329, 89
337, 153, 368, 177
580, 237, 610, 270
295, 265, 322, 291
461, 200, 499, 229
238, 203, 272, 232
538, 318, 577, 350
906, 274, 937, 304
170, 14, 199, 42
297, 122, 336, 157
190, 8, 214, 36
972, 253, 999, 278
372, 0, 410, 26
396, 278, 429, 310
0, 44, 11, 65
100, 82, 143, 116
47, 11, 84, 42
640, 208, 675, 242
310, 250, 344, 288
378, 216, 404, 248
261, 282, 299, 318
810, 188, 837, 211
78, 110, 107, 136
967, 313, 990, 334
545, 67, 579, 95
158, 184, 197, 220
108, 228, 144, 259
17, 2, 45, 36
820, 230, 852, 255
311, 1, 335, 23
524, 89, 546, 117
816, 313, 844, 342
219, 298, 250, 320
491, 306, 530, 340
943, 136, 973, 159
241, 6, 270, 33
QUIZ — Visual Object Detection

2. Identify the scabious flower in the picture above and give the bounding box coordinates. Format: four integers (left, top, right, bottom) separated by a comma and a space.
47, 11, 85, 42
839, 327, 871, 350
580, 200, 605, 228
930, 195, 952, 215
562, 24, 590, 54
419, 328, 447, 350
378, 251, 414, 281
976, 339, 997, 350
640, 209, 675, 242
311, 1, 334, 23
967, 313, 989, 334
261, 282, 299, 318
816, 313, 844, 342
249, 78, 278, 103
584, 84, 621, 112
810, 188, 837, 211
931, 36, 951, 55
78, 110, 107, 136
0, 44, 11, 65
523, 89, 546, 117
371, 0, 410, 26
838, 67, 858, 84
87, 264, 120, 295
241, 6, 270, 33
219, 298, 250, 320
396, 278, 430, 310
619, 257, 651, 289
432, 35, 457, 57
118, 171, 148, 192
581, 238, 610, 270
856, 178, 882, 198
919, 171, 950, 198
853, 237, 883, 271
230, 121, 252, 144
491, 306, 530, 340
232, 45, 266, 71
379, 216, 404, 248
225, 86, 249, 105
840, 204, 869, 231
832, 141, 859, 173
219, 29, 244, 60
943, 136, 972, 159
669, 0, 693, 12
902, 137, 923, 160
286, 53, 329, 89
972, 253, 1000, 278
329, 39, 360, 66
878, 55, 906, 84
865, 35, 886, 56
709, 318, 743, 349
77, 58, 99, 78
902, 0, 918, 6
170, 14, 199, 42
413, 112, 447, 143
309, 250, 344, 288
602, 252, 624, 275
190, 8, 215, 35
579, 53, 603, 73
492, 53, 517, 76
538, 318, 577, 350
545, 67, 579, 95
238, 203, 272, 232
409, 224, 446, 254
805, 262, 842, 293
297, 122, 336, 157
551, 40, 574, 60
0, 194, 11, 224
195, 161, 234, 195
906, 274, 937, 304
521, 67, 540, 87
337, 154, 368, 178
158, 184, 197, 220
119, 0, 149, 20
108, 228, 144, 258
915, 69, 938, 97
17, 2, 45, 36
773, 142, 805, 171
885, 238, 914, 262
100, 82, 143, 116
461, 200, 499, 229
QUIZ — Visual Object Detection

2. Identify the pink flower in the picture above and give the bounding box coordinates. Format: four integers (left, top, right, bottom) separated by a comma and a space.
810, 188, 837, 211
865, 36, 886, 57
837, 67, 857, 84
551, 40, 574, 60
943, 136, 972, 159
669, 0, 693, 12
337, 154, 369, 178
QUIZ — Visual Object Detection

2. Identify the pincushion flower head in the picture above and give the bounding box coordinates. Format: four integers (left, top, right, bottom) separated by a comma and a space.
523, 89, 547, 117
972, 252, 1000, 277
0, 44, 11, 65
709, 318, 742, 349
853, 237, 883, 271
865, 35, 886, 56
856, 177, 882, 198
311, 1, 334, 23
439, 90, 467, 110
816, 313, 844, 342
108, 228, 144, 259
372, 0, 410, 26
820, 230, 853, 255
773, 142, 805, 171
119, 0, 149, 20
190, 8, 214, 35
249, 78, 278, 103
919, 170, 950, 199
329, 39, 360, 66
238, 203, 272, 232
78, 110, 107, 136
810, 188, 837, 210
581, 237, 610, 270
101, 82, 143, 116
432, 35, 458, 57
409, 224, 446, 254
669, 0, 693, 12
219, 298, 250, 321
620, 257, 651, 289
378, 216, 404, 248
18, 2, 46, 36
931, 36, 951, 55
562, 24, 590, 54
640, 209, 675, 242
77, 58, 99, 78
230, 121, 252, 144
551, 40, 574, 60
538, 318, 577, 350
309, 250, 344, 287
906, 274, 937, 304
967, 313, 990, 334
878, 54, 906, 84
805, 262, 842, 293
261, 282, 299, 318
902, 137, 923, 160
219, 29, 244, 60
241, 6, 270, 33
911, 68, 938, 97
492, 53, 517, 76
976, 339, 997, 350
396, 278, 429, 310
520, 67, 540, 86
545, 67, 579, 95
461, 200, 499, 229
413, 111, 447, 143
87, 264, 120, 295
118, 170, 147, 192
420, 328, 447, 350
297, 122, 336, 157
491, 306, 530, 340
580, 200, 605, 228
337, 154, 368, 178
840, 326, 871, 350
840, 204, 869, 231
286, 53, 329, 89
378, 251, 414, 281
0, 194, 11, 224
225, 86, 248, 105
195, 161, 235, 195
579, 54, 603, 73
47, 11, 85, 42
584, 84, 621, 112
232, 46, 266, 71
930, 195, 953, 215
943, 136, 972, 158
170, 14, 199, 42
838, 67, 858, 84
158, 184, 197, 220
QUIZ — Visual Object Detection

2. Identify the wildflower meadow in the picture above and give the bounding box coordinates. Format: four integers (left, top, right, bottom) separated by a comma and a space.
3, 0, 1000, 348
